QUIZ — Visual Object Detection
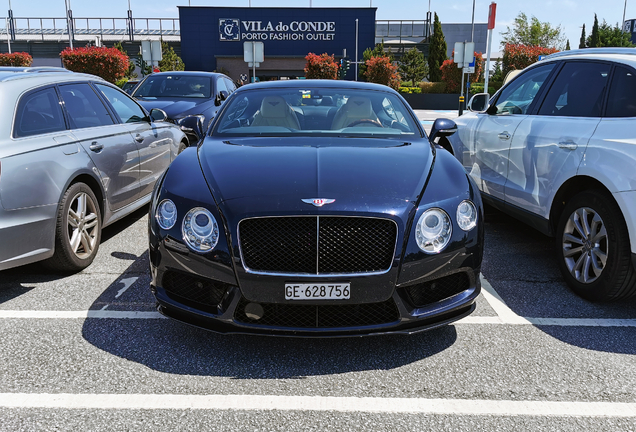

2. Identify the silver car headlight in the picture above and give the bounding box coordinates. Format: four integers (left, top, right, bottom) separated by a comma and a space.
457, 200, 478, 231
415, 208, 452, 254
156, 199, 177, 230
182, 207, 219, 252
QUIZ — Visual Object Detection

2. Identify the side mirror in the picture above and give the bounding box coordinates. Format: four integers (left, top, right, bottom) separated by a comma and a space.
215, 90, 229, 106
467, 93, 490, 113
149, 108, 167, 122
177, 115, 205, 142
428, 118, 457, 143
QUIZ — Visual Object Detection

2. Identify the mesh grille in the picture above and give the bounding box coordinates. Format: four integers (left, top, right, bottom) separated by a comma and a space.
234, 297, 400, 328
239, 217, 396, 274
162, 271, 229, 309
404, 272, 471, 307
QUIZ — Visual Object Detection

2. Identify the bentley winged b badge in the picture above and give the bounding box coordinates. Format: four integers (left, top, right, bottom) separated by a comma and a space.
302, 198, 336, 207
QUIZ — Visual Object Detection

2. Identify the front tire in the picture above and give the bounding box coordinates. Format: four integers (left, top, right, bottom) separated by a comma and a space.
45, 182, 102, 272
556, 190, 636, 301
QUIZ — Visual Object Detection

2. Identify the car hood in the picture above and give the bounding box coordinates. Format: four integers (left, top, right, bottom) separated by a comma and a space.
198, 136, 433, 214
134, 97, 210, 118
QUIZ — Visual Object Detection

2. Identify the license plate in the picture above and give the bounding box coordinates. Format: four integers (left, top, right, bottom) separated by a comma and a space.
285, 283, 350, 300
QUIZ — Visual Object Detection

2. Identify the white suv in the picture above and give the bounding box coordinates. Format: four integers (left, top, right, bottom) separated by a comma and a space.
446, 48, 636, 301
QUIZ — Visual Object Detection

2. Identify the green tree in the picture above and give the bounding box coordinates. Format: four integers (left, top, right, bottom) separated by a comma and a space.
579, 24, 586, 48
428, 12, 447, 82
565, 40, 570, 50
590, 19, 635, 47
589, 14, 600, 47
158, 41, 185, 71
500, 12, 565, 49
398, 47, 428, 86
359, 40, 392, 80
113, 41, 137, 79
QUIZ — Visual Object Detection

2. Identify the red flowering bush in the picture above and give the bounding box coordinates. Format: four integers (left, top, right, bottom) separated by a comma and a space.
364, 56, 400, 90
304, 53, 339, 80
60, 46, 129, 83
502, 43, 558, 75
440, 51, 484, 93
0, 52, 33, 67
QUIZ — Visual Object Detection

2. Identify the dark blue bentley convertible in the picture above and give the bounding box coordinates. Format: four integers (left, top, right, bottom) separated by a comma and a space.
148, 80, 484, 336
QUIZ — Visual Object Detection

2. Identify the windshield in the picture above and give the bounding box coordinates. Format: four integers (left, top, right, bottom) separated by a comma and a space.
213, 87, 421, 138
133, 75, 212, 99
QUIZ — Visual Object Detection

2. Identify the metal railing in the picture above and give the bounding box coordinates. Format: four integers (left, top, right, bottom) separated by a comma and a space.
375, 20, 430, 39
1, 16, 179, 41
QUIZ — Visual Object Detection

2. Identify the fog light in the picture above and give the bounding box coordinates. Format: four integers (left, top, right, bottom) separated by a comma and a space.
244, 303, 264, 320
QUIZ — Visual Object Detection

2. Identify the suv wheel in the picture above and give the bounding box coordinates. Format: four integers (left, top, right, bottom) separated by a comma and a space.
556, 190, 636, 301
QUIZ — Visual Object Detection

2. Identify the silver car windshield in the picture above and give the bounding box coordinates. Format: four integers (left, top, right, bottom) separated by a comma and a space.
213, 88, 421, 138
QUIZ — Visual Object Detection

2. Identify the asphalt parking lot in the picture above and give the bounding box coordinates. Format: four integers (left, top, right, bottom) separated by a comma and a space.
0, 111, 635, 430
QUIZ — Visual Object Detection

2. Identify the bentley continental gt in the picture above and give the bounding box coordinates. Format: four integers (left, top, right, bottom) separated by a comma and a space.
149, 80, 484, 336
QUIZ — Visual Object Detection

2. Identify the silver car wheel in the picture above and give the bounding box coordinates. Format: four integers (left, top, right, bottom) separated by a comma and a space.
67, 192, 99, 259
562, 207, 608, 284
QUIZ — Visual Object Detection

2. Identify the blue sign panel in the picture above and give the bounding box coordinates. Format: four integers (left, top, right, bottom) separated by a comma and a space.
179, 7, 376, 76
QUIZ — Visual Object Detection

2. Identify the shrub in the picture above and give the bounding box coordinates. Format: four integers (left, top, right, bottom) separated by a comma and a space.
440, 52, 484, 93
0, 52, 33, 67
158, 42, 185, 71
419, 82, 447, 93
60, 46, 129, 83
115, 78, 129, 88
502, 43, 558, 75
304, 53, 339, 80
364, 56, 400, 90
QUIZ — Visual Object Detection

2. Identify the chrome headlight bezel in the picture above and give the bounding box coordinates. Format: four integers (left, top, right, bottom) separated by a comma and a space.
182, 207, 219, 253
457, 200, 478, 231
155, 199, 177, 230
415, 208, 452, 254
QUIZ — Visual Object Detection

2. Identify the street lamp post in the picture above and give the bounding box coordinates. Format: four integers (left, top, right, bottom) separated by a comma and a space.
64, 0, 73, 49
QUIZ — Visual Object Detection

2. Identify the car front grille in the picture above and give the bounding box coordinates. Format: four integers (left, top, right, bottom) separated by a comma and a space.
162, 271, 230, 311
234, 297, 400, 328
238, 216, 397, 275
403, 272, 471, 307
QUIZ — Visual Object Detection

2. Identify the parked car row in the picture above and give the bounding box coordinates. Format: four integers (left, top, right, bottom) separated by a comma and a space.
2, 49, 636, 338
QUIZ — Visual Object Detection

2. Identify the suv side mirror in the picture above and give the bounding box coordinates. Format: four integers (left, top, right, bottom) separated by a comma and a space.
428, 118, 457, 143
149, 108, 167, 122
177, 115, 205, 142
468, 93, 490, 113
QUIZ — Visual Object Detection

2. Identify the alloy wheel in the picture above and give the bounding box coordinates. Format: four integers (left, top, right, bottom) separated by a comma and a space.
562, 207, 608, 284
66, 192, 99, 259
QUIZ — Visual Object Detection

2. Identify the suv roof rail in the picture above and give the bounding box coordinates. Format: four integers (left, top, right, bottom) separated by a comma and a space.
545, 47, 636, 60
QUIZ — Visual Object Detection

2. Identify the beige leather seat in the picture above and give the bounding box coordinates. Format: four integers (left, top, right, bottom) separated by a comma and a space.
331, 96, 379, 129
251, 96, 301, 129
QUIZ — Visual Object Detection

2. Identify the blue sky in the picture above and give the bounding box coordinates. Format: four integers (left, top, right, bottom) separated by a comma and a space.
6, 0, 634, 51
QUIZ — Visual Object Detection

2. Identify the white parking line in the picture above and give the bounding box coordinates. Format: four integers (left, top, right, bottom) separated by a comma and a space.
0, 393, 634, 417
0, 274, 634, 326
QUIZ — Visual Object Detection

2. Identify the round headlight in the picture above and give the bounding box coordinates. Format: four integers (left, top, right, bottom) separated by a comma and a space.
415, 208, 452, 254
182, 207, 219, 253
457, 200, 478, 231
156, 199, 177, 230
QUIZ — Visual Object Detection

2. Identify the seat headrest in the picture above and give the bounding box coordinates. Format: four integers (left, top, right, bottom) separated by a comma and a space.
260, 96, 289, 118
63, 93, 86, 118
344, 96, 373, 117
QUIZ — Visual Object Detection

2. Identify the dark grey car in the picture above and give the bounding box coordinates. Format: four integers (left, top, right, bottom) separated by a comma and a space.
0, 68, 188, 272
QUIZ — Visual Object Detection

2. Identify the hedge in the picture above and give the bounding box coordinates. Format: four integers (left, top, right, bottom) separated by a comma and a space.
60, 46, 129, 83
502, 44, 558, 75
304, 53, 338, 80
0, 52, 33, 67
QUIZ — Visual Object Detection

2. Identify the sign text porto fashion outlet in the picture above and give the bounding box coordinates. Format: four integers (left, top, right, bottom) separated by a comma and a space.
219, 19, 336, 42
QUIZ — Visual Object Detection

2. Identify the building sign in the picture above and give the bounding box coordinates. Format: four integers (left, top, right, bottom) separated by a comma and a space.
219, 19, 336, 41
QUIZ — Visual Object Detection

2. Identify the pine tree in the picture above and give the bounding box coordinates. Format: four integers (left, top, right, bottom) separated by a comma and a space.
398, 47, 429, 86
579, 24, 586, 48
113, 41, 137, 79
565, 40, 570, 50
158, 41, 185, 71
428, 13, 447, 82
589, 14, 600, 47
